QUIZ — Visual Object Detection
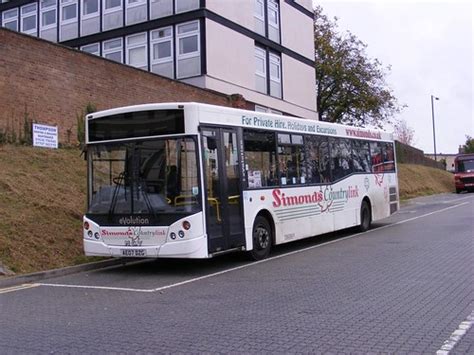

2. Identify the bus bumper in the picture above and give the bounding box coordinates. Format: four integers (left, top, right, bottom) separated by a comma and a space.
84, 235, 209, 259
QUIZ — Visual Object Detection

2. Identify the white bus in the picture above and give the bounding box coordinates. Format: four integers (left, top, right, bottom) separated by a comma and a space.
83, 103, 399, 260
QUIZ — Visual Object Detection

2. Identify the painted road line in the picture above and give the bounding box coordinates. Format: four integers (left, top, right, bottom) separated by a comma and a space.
31, 200, 471, 294
437, 309, 474, 354
0, 283, 39, 294
37, 283, 154, 293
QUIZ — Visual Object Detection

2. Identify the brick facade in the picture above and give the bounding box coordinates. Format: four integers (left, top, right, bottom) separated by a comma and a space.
0, 28, 239, 144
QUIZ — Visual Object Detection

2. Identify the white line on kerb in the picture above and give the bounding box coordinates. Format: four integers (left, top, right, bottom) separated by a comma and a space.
437, 309, 474, 354
0, 283, 39, 294
27, 200, 470, 294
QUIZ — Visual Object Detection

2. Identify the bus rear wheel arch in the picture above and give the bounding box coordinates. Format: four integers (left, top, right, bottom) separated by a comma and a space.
248, 213, 273, 261
359, 198, 372, 232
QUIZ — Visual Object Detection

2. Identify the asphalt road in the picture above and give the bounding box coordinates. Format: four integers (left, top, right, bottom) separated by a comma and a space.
0, 193, 473, 354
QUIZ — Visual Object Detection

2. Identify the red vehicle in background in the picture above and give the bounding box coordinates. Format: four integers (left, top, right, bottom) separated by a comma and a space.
454, 153, 474, 193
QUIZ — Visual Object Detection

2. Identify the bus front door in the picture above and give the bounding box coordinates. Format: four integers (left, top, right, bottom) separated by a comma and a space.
202, 127, 245, 253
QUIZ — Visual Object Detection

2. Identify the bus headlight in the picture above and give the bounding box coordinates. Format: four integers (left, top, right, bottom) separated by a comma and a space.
87, 230, 93, 238
170, 232, 177, 240
178, 230, 185, 238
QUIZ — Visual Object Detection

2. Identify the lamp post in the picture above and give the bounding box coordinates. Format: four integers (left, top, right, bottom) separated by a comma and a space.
431, 95, 439, 161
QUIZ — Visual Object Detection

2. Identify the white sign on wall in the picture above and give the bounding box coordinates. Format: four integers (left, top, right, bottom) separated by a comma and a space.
32, 123, 58, 149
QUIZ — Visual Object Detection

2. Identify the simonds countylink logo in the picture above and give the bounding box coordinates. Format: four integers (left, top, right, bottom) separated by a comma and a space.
272, 186, 359, 208
119, 216, 150, 225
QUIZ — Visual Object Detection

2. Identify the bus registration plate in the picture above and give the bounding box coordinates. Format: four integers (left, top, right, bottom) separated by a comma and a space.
121, 249, 146, 257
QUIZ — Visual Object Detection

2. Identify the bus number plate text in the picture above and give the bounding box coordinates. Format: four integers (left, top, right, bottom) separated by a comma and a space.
121, 249, 146, 257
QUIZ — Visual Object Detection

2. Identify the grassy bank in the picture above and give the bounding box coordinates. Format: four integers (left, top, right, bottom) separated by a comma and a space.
0, 145, 456, 274
0, 145, 88, 274
397, 163, 455, 199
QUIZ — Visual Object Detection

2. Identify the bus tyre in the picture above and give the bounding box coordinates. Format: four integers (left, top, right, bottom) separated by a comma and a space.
249, 216, 272, 261
456, 188, 462, 194
359, 201, 371, 232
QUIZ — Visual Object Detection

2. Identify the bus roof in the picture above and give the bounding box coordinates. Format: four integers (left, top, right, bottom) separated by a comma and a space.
455, 153, 474, 161
87, 102, 394, 142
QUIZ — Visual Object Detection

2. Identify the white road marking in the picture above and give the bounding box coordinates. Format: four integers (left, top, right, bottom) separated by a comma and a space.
25, 200, 470, 294
36, 283, 154, 293
0, 283, 39, 294
436, 309, 474, 354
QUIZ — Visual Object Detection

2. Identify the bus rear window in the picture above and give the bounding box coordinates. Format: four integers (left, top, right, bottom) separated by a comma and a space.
88, 109, 184, 142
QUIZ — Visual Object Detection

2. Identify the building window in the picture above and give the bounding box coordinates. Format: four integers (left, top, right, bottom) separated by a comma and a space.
150, 26, 174, 78
255, 46, 266, 94
255, 47, 282, 98
103, 0, 123, 30
176, 20, 200, 78
126, 0, 147, 26
81, 0, 99, 36
41, 0, 57, 28
20, 3, 37, 35
269, 52, 282, 98
126, 32, 148, 70
82, 0, 99, 16
150, 0, 173, 19
267, 0, 280, 43
175, 0, 199, 14
254, 0, 264, 36
61, 0, 78, 22
105, 0, 122, 10
254, 0, 280, 43
103, 38, 123, 63
81, 42, 100, 55
2, 8, 18, 31
255, 105, 282, 115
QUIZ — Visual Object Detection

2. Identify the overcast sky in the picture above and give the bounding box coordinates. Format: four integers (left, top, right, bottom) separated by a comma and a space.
316, 0, 473, 154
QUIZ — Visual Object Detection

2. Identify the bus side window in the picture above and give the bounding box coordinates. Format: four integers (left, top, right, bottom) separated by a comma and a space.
243, 129, 277, 188
382, 142, 395, 172
352, 139, 371, 173
306, 135, 330, 184
330, 138, 352, 181
276, 134, 306, 185
370, 142, 383, 173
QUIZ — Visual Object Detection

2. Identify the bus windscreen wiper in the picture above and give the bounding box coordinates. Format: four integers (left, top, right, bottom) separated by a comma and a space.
108, 171, 126, 217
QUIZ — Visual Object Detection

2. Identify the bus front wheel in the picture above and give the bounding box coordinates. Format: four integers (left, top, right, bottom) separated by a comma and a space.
359, 201, 372, 232
249, 216, 272, 261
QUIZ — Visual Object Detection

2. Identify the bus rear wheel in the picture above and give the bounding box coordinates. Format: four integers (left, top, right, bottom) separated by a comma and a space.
249, 216, 272, 261
359, 201, 371, 232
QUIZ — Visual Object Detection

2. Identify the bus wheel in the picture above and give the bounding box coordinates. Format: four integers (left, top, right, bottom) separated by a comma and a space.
456, 188, 462, 194
359, 201, 371, 232
249, 216, 272, 261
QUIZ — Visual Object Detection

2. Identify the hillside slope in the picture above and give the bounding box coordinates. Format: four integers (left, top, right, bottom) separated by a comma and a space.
0, 145, 87, 274
0, 146, 457, 274
397, 163, 454, 199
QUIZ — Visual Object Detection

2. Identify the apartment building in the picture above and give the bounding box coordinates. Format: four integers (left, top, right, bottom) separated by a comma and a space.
0, 0, 317, 119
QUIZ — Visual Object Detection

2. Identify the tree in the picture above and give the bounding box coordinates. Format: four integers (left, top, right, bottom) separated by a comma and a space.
461, 135, 474, 153
314, 6, 403, 128
393, 119, 415, 146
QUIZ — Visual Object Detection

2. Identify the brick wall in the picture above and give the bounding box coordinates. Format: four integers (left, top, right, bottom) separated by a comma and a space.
395, 141, 445, 170
0, 28, 233, 144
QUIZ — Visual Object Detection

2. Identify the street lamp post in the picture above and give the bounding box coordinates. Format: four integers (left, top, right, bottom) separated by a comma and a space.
431, 95, 439, 161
